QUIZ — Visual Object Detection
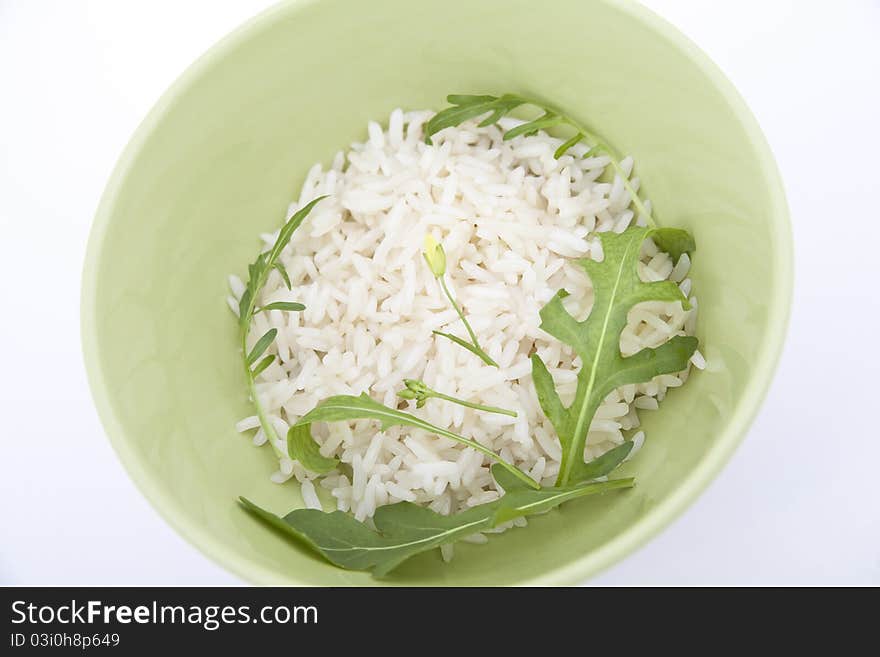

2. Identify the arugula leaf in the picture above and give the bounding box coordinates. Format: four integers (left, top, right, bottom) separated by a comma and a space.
258, 301, 306, 313
649, 228, 695, 264
432, 330, 498, 367
578, 440, 634, 480
446, 93, 497, 105
235, 197, 325, 459
424, 94, 656, 226
246, 329, 277, 366
239, 499, 493, 577
424, 94, 526, 144
489, 470, 633, 525
287, 425, 339, 475
503, 111, 564, 140
554, 133, 584, 159
239, 464, 633, 576
531, 226, 698, 486
273, 262, 292, 289
250, 354, 275, 378
294, 393, 538, 490
238, 196, 326, 327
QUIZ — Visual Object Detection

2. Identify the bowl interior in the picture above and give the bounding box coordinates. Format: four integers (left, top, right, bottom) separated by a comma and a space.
83, 0, 791, 585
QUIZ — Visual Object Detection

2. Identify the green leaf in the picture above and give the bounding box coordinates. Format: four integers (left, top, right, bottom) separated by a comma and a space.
650, 227, 696, 265
238, 197, 326, 326
533, 226, 698, 486
489, 471, 634, 526
424, 102, 499, 143
489, 438, 632, 497
477, 108, 507, 127
250, 354, 275, 378
503, 112, 564, 140
238, 496, 327, 555
237, 289, 252, 321
247, 253, 268, 291
529, 354, 567, 431
246, 328, 277, 366
578, 441, 634, 480
269, 197, 327, 269
295, 393, 538, 490
238, 470, 633, 576
488, 461, 533, 493
235, 197, 325, 462
258, 301, 306, 313
287, 425, 339, 474
432, 331, 499, 367
446, 94, 497, 105
273, 262, 292, 289
554, 132, 584, 159
424, 94, 527, 144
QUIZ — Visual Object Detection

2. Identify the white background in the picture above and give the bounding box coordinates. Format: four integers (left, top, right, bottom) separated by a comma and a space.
1, 0, 878, 585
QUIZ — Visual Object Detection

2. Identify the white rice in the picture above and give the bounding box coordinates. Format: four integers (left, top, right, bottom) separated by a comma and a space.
230, 108, 699, 519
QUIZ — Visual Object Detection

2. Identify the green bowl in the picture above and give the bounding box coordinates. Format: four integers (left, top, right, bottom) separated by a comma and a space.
82, 0, 792, 585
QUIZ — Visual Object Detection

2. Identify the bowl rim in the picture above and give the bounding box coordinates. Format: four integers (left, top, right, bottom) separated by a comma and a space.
81, 0, 793, 586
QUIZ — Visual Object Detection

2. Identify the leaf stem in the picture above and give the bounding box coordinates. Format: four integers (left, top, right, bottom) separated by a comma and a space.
241, 330, 284, 459
399, 379, 517, 417
297, 394, 537, 490
438, 276, 498, 367
241, 262, 286, 459
430, 391, 517, 418
427, 424, 535, 489
439, 276, 476, 345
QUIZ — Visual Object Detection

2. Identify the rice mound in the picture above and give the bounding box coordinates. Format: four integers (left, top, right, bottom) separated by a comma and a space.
228, 109, 702, 528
